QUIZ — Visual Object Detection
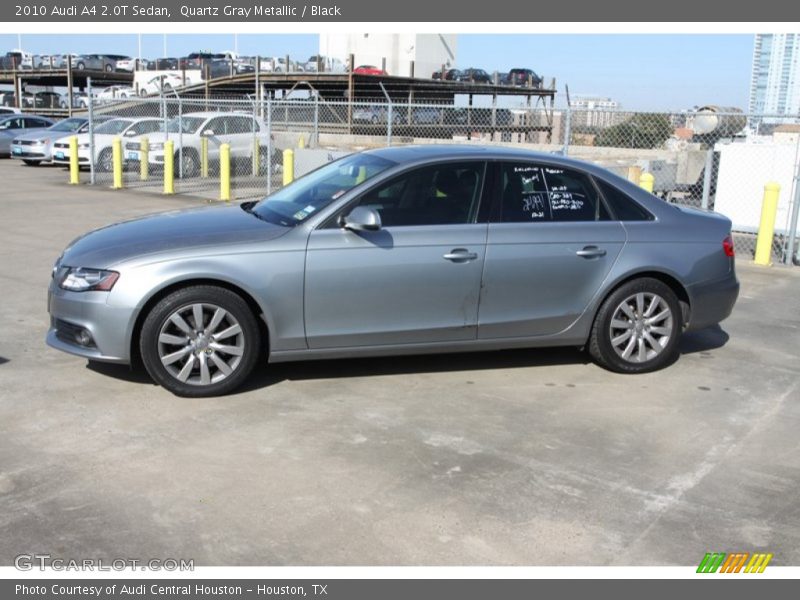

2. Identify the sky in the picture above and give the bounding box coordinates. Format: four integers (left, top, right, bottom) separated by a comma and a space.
0, 33, 755, 111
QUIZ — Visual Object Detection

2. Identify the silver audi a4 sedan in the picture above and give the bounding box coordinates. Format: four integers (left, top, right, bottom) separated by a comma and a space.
47, 146, 739, 397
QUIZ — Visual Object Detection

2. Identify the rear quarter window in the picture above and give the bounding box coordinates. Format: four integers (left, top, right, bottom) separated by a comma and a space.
595, 179, 654, 221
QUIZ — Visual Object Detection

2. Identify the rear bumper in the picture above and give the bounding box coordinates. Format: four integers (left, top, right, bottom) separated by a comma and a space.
685, 270, 740, 331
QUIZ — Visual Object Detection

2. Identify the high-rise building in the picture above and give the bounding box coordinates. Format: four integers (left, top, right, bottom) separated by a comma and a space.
570, 95, 623, 128
749, 34, 800, 119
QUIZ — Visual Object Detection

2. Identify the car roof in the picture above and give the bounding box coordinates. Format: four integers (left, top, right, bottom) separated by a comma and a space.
363, 144, 612, 172
182, 111, 255, 118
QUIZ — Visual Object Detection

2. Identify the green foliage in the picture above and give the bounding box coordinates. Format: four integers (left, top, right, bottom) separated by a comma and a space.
595, 113, 673, 149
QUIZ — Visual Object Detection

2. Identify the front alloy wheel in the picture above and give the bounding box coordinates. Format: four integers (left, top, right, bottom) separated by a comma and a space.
140, 286, 261, 396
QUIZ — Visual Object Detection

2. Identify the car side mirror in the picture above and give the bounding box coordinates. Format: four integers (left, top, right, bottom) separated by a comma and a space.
124, 130, 137, 136
342, 206, 381, 232
202, 129, 214, 136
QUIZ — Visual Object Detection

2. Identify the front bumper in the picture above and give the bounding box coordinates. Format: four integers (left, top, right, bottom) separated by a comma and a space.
10, 143, 51, 161
46, 284, 136, 364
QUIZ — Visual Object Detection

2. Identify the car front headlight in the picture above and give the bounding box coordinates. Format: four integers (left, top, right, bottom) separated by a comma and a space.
78, 143, 90, 149
149, 142, 165, 151
58, 267, 119, 292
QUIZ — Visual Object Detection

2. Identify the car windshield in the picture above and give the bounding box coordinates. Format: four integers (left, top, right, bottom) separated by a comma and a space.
165, 116, 205, 134
50, 118, 86, 132
250, 153, 396, 227
95, 119, 133, 134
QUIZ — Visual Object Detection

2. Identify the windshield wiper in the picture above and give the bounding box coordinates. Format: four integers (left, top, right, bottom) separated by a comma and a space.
240, 201, 293, 227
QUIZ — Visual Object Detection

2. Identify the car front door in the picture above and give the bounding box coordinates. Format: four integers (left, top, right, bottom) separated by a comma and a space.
305, 161, 490, 349
477, 161, 627, 339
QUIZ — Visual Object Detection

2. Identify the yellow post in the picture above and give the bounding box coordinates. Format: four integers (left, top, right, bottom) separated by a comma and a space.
139, 137, 149, 181
639, 172, 655, 193
754, 182, 781, 266
200, 136, 209, 178
220, 143, 231, 202
68, 135, 79, 185
356, 166, 367, 184
111, 137, 123, 189
252, 139, 260, 176
163, 140, 174, 195
283, 148, 294, 186
298, 135, 305, 149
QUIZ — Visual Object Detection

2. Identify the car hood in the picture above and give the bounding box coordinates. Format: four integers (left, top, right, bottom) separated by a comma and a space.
9, 128, 55, 142
60, 203, 290, 268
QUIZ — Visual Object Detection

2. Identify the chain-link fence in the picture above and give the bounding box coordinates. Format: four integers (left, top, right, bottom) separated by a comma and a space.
82, 94, 800, 265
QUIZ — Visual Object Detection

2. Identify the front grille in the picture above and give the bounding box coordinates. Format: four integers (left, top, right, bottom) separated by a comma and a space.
18, 140, 38, 146
53, 142, 68, 149
125, 142, 140, 151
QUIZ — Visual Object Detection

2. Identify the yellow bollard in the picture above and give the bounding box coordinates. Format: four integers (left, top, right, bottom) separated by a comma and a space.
252, 140, 260, 176
139, 137, 149, 181
68, 135, 79, 185
754, 182, 781, 266
356, 166, 367, 184
639, 172, 655, 193
163, 140, 174, 195
112, 137, 123, 189
200, 136, 209, 178
298, 135, 305, 149
283, 148, 294, 186
220, 143, 231, 202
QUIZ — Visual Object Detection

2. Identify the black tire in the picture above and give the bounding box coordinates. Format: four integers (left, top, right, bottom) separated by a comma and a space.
22, 159, 41, 166
105, 64, 113, 72
257, 146, 269, 175
588, 277, 682, 374
371, 115, 379, 124
76, 62, 85, 70
139, 285, 262, 397
96, 148, 113, 173
178, 149, 199, 178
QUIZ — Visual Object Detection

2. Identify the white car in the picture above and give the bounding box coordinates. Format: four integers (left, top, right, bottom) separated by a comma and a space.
51, 117, 163, 171
114, 57, 145, 72
96, 86, 136, 102
124, 111, 273, 177
138, 73, 185, 96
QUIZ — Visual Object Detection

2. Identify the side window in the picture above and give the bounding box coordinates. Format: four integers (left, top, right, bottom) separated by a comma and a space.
204, 117, 226, 135
596, 179, 654, 221
351, 162, 486, 227
228, 116, 255, 134
499, 163, 610, 223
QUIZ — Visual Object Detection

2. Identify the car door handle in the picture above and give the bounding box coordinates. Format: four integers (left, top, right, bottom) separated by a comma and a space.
576, 246, 607, 258
443, 248, 479, 262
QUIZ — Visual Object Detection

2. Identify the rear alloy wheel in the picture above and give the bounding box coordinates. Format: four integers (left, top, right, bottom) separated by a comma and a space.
140, 286, 262, 397
589, 278, 681, 373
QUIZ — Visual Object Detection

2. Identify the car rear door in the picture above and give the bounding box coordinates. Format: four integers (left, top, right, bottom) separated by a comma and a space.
477, 161, 626, 338
304, 160, 490, 349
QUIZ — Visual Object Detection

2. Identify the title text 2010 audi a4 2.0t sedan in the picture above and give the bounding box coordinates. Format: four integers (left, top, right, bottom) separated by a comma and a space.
47, 146, 739, 397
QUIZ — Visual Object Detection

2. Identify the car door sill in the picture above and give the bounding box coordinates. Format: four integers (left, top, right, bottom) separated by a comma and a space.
269, 334, 587, 363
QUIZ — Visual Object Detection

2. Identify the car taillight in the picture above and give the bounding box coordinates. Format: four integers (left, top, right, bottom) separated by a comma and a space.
723, 235, 735, 257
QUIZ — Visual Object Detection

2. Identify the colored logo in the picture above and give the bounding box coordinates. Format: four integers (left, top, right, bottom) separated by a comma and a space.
697, 552, 773, 573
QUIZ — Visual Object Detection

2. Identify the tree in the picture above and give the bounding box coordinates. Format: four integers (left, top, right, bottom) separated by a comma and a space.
594, 113, 673, 149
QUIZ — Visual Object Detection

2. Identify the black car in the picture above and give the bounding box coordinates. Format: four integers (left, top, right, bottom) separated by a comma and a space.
432, 68, 462, 81
148, 57, 180, 70
33, 91, 67, 109
459, 68, 492, 83
505, 68, 543, 88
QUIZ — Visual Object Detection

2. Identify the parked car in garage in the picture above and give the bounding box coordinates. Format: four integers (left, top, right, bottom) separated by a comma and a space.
33, 91, 67, 108
123, 111, 273, 177
505, 68, 543, 88
96, 86, 136, 102
51, 117, 162, 171
459, 68, 492, 83
147, 57, 179, 70
0, 114, 54, 156
74, 54, 130, 72
10, 117, 88, 165
412, 106, 443, 124
46, 146, 740, 396
138, 73, 186, 96
353, 65, 388, 76
352, 105, 401, 124
432, 68, 462, 81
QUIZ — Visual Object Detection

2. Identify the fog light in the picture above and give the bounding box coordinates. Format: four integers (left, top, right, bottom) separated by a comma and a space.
75, 329, 93, 347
